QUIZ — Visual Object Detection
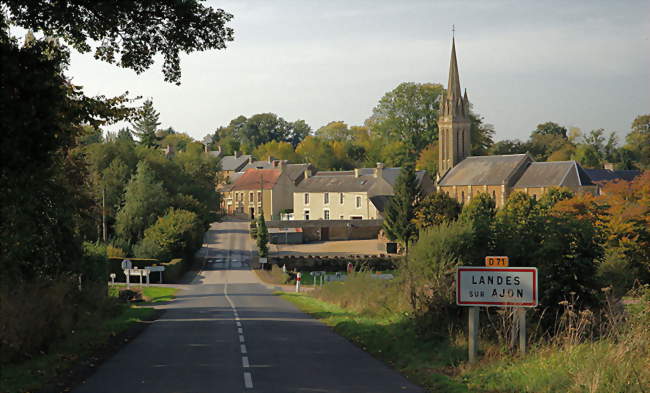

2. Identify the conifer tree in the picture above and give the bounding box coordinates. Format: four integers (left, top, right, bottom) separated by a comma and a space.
132, 99, 161, 147
256, 214, 269, 258
383, 164, 421, 254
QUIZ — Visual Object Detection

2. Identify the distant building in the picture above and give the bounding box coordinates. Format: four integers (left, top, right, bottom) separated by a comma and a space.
219, 151, 253, 179
436, 38, 597, 206
293, 164, 434, 220
220, 162, 312, 220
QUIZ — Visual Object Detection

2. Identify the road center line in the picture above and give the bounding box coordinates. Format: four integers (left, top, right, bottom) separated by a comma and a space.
240, 344, 247, 354
238, 327, 243, 334
243, 372, 253, 389
239, 335, 245, 343
242, 356, 250, 368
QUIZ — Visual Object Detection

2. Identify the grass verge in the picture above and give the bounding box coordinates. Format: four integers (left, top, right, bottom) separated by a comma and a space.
279, 292, 468, 393
1, 286, 178, 393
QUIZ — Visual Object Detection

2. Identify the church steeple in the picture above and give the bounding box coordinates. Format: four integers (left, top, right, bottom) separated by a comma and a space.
438, 36, 471, 179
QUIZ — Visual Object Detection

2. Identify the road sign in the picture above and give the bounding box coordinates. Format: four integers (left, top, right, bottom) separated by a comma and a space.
456, 266, 538, 307
121, 259, 132, 270
259, 257, 267, 264
485, 256, 509, 267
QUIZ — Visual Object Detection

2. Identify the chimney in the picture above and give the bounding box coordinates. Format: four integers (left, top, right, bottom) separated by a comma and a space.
249, 156, 253, 164
374, 162, 384, 178
234, 150, 240, 158
304, 169, 311, 178
354, 168, 360, 178
217, 145, 222, 153
268, 156, 272, 163
279, 160, 286, 171
604, 162, 614, 171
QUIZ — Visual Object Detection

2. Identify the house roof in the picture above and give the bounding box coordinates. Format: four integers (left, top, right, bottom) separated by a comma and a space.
283, 163, 311, 182
296, 171, 377, 192
584, 169, 642, 183
230, 169, 282, 191
369, 195, 392, 213
220, 154, 251, 172
514, 161, 594, 188
240, 159, 278, 171
438, 154, 531, 186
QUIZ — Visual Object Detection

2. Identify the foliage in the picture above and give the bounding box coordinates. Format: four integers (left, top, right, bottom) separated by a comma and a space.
257, 214, 269, 258
469, 113, 495, 155
382, 165, 421, 253
626, 114, 650, 169
115, 161, 170, 246
459, 192, 497, 264
416, 142, 438, 175
134, 209, 204, 261
414, 191, 461, 230
131, 99, 160, 147
367, 82, 444, 155
3, 0, 234, 83
295, 136, 336, 170
253, 140, 300, 162
315, 121, 354, 141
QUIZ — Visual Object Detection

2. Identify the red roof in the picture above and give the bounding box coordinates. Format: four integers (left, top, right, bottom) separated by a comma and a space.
230, 169, 282, 191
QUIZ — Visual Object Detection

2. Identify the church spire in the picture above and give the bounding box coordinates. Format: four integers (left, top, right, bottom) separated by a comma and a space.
447, 38, 462, 101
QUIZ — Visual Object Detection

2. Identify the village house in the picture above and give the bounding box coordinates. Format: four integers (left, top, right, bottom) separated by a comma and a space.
293, 163, 434, 220
220, 161, 312, 220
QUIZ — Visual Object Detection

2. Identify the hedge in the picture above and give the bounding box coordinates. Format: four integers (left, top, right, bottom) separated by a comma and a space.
162, 258, 186, 283
271, 255, 397, 272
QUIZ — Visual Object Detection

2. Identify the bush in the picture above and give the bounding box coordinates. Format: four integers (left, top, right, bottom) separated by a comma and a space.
162, 258, 187, 283
272, 255, 397, 272
134, 208, 204, 260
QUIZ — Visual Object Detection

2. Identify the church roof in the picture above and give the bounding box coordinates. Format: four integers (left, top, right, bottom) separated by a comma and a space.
514, 161, 594, 188
584, 169, 642, 183
438, 154, 531, 186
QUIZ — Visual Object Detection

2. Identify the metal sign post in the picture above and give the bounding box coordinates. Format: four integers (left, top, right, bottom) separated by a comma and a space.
457, 264, 538, 362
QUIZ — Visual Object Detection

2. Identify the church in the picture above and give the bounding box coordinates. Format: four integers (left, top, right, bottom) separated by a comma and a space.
435, 38, 597, 207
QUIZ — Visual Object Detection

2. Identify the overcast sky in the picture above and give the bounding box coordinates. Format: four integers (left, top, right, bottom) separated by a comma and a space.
65, 0, 650, 143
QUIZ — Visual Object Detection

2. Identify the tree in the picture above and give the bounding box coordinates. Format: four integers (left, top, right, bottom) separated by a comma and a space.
416, 143, 438, 175
3, 1, 234, 83
459, 193, 497, 264
367, 82, 444, 155
532, 121, 568, 138
414, 191, 461, 231
253, 141, 300, 162
574, 144, 603, 168
469, 114, 495, 155
257, 214, 269, 258
134, 208, 203, 261
382, 165, 421, 254
316, 121, 353, 141
288, 119, 311, 148
115, 161, 170, 246
626, 114, 650, 169
132, 99, 161, 147
296, 136, 336, 170
488, 139, 528, 155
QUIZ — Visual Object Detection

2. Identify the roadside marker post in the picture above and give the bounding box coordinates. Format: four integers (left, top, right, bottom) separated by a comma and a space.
457, 260, 538, 363
295, 272, 301, 293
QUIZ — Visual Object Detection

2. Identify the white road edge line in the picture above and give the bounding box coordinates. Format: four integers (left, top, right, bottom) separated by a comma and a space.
239, 335, 245, 343
243, 372, 253, 389
240, 344, 247, 354
242, 356, 250, 368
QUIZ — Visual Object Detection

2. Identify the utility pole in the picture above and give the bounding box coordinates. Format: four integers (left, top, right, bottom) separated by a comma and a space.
102, 185, 107, 242
257, 166, 264, 219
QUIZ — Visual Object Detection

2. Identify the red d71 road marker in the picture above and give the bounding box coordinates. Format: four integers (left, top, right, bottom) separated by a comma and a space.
456, 266, 538, 307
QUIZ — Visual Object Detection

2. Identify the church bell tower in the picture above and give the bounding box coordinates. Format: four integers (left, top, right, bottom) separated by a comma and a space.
438, 37, 471, 178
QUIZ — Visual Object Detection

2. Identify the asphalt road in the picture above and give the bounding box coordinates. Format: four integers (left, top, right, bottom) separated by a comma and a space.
73, 218, 423, 393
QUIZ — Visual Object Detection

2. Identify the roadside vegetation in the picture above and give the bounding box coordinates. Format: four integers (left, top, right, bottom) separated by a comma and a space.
282, 173, 650, 393
1, 285, 177, 393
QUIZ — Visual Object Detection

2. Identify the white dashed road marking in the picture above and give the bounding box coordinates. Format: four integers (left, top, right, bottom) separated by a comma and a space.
224, 269, 253, 389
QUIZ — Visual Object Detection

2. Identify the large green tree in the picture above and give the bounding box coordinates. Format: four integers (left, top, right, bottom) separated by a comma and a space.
626, 114, 650, 169
367, 82, 444, 156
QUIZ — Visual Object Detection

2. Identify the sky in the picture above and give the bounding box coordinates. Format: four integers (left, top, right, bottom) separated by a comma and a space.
62, 0, 649, 143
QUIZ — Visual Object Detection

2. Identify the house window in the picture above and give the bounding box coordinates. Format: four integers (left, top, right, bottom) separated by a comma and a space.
340, 215, 344, 219
249, 192, 254, 202
304, 210, 310, 220
257, 191, 262, 202
304, 193, 309, 205
356, 195, 362, 208
340, 193, 344, 204
324, 209, 330, 220
324, 192, 329, 204
492, 190, 496, 200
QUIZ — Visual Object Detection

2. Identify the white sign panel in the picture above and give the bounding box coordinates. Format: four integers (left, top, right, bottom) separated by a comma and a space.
457, 267, 538, 307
